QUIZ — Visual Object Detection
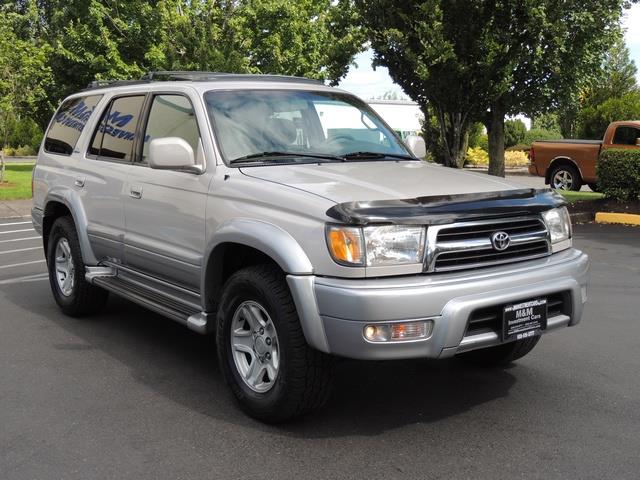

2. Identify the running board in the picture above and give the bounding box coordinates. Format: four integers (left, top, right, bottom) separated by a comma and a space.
90, 274, 213, 334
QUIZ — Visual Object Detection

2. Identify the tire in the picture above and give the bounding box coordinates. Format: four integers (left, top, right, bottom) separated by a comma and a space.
549, 164, 582, 191
457, 336, 541, 367
216, 264, 333, 423
47, 216, 109, 316
588, 183, 599, 193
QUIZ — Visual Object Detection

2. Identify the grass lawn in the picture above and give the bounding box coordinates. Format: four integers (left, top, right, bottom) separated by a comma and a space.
0, 163, 35, 200
557, 190, 605, 203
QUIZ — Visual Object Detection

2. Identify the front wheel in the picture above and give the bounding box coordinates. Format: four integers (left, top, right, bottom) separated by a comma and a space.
550, 164, 582, 191
216, 264, 333, 423
46, 216, 109, 316
457, 336, 541, 367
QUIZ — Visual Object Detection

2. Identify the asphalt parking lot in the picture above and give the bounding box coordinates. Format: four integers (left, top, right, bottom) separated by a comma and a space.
1, 217, 639, 480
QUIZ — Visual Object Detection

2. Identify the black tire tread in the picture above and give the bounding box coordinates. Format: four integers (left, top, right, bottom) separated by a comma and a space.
47, 216, 108, 316
216, 264, 333, 422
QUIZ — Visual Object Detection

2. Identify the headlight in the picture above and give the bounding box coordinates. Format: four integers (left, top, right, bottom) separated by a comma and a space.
542, 207, 572, 252
327, 225, 425, 267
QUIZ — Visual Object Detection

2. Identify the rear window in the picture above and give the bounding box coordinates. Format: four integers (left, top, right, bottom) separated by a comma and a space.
612, 126, 640, 146
88, 95, 145, 161
44, 95, 103, 155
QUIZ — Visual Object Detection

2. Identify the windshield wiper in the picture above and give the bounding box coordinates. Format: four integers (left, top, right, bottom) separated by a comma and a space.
229, 151, 343, 164
342, 151, 415, 161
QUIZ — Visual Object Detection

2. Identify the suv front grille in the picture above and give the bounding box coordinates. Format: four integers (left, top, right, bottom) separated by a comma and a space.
425, 216, 550, 272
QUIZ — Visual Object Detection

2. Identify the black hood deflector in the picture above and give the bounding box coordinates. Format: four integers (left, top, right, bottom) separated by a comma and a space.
325, 188, 566, 226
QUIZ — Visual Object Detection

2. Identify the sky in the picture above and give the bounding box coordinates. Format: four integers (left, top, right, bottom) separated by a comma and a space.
339, 3, 640, 100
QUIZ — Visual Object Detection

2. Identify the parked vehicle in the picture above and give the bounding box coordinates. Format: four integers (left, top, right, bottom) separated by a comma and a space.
32, 72, 590, 422
529, 121, 640, 191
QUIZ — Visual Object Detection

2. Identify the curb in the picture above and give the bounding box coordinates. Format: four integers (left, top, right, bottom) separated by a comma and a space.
569, 212, 594, 224
595, 212, 640, 226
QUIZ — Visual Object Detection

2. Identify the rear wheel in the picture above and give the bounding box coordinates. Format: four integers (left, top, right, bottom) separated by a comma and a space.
47, 216, 108, 316
216, 264, 333, 423
457, 336, 541, 367
588, 183, 599, 193
550, 164, 582, 191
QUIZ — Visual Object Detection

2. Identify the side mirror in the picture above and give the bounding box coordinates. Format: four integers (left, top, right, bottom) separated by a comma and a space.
405, 135, 427, 159
636, 137, 640, 146
148, 137, 198, 172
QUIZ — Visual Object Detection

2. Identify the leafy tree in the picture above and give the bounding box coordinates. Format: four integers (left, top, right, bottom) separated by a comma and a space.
0, 7, 52, 181
504, 119, 526, 148
558, 36, 638, 137
356, 0, 632, 175
577, 91, 640, 139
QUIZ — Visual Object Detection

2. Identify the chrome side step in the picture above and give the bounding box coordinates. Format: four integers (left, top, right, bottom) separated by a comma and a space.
87, 270, 213, 335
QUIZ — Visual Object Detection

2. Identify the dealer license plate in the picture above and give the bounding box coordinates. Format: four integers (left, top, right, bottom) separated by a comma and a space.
503, 299, 547, 342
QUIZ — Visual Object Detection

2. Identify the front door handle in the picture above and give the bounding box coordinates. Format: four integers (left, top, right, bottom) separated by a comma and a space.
74, 177, 85, 188
129, 186, 143, 199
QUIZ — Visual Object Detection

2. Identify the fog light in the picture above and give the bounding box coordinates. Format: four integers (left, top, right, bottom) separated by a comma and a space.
363, 321, 433, 342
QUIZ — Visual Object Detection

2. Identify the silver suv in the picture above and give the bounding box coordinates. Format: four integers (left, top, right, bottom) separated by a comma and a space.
32, 72, 589, 422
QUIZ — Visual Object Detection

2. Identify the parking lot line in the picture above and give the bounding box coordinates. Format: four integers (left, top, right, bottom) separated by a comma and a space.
0, 236, 40, 244
0, 220, 32, 226
0, 272, 48, 285
0, 259, 46, 269
0, 228, 35, 235
0, 246, 41, 255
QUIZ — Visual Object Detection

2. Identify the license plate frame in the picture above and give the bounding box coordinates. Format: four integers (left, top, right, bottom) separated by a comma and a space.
503, 298, 547, 342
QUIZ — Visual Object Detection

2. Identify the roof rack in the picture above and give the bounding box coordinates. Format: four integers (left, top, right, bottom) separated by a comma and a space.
84, 71, 324, 90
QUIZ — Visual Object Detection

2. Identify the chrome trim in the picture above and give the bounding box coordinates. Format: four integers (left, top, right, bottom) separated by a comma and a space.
425, 216, 551, 272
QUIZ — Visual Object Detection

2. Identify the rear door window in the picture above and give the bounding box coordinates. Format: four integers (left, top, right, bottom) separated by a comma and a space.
612, 126, 640, 146
44, 95, 102, 155
88, 95, 145, 161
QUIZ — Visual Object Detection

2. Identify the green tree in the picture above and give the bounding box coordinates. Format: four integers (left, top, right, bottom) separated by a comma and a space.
356, 0, 631, 175
577, 91, 640, 139
0, 7, 52, 181
504, 119, 526, 148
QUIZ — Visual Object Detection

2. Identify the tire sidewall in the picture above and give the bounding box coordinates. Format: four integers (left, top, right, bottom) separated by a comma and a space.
47, 218, 80, 308
551, 165, 581, 191
217, 270, 295, 416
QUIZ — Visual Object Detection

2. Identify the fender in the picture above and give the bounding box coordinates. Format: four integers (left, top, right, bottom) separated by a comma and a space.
44, 187, 99, 265
203, 218, 313, 283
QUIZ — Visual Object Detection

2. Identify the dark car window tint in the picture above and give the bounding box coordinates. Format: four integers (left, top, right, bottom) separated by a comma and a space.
89, 95, 145, 161
44, 95, 102, 155
141, 95, 201, 163
612, 126, 640, 146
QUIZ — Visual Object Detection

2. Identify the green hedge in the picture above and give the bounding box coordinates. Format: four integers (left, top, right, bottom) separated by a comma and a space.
597, 149, 640, 201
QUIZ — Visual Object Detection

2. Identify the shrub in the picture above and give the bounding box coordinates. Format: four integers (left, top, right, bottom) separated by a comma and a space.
468, 122, 485, 149
2, 146, 16, 156
477, 134, 488, 152
507, 143, 531, 152
14, 145, 37, 156
505, 150, 530, 167
504, 119, 527, 147
597, 149, 640, 200
465, 146, 489, 166
523, 128, 563, 146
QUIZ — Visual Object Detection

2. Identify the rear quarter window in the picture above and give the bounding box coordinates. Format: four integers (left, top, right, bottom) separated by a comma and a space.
44, 95, 103, 155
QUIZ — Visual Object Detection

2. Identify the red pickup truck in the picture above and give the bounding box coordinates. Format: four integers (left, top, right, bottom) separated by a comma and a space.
529, 121, 640, 191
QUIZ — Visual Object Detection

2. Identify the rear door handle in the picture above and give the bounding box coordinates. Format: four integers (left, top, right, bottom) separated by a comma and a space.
74, 177, 85, 188
129, 186, 143, 199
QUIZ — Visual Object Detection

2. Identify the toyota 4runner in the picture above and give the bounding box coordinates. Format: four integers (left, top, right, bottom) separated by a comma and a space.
32, 72, 590, 422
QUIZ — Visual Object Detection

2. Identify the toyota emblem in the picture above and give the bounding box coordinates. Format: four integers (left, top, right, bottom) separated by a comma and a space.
491, 231, 510, 251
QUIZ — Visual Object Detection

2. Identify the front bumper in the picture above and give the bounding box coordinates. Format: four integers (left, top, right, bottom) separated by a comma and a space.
287, 248, 589, 360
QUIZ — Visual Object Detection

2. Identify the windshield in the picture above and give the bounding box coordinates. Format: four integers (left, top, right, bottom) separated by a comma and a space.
204, 89, 412, 164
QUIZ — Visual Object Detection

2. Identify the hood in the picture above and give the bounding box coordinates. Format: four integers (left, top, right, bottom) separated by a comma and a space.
240, 161, 522, 204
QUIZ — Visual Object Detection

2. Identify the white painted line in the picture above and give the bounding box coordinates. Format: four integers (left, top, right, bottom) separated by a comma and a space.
0, 228, 35, 235
0, 221, 31, 226
0, 236, 40, 244
0, 273, 48, 285
0, 259, 45, 269
0, 246, 41, 255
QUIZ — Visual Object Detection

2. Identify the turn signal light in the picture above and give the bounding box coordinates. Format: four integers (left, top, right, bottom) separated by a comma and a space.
364, 321, 433, 343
